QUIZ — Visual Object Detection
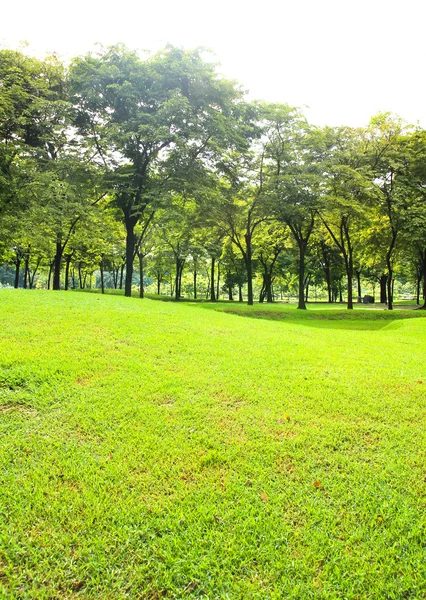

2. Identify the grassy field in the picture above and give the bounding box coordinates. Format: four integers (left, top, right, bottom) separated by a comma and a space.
1, 290, 425, 599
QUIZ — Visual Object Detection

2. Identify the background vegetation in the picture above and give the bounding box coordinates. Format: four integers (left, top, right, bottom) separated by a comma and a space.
1, 46, 426, 310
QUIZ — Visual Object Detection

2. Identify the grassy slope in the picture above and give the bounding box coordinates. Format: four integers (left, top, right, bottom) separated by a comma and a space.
0, 290, 425, 599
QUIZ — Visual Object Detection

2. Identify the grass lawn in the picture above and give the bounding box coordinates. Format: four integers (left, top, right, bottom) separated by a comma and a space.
1, 290, 425, 599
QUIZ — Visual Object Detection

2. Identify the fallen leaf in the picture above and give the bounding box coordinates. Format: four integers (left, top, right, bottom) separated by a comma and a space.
214, 514, 225, 524
417, 380, 423, 384
277, 415, 291, 424
185, 582, 198, 593
261, 492, 269, 502
377, 516, 383, 523
313, 480, 321, 488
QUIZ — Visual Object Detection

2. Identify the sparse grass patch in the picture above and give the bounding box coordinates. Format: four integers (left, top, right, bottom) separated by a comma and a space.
0, 289, 425, 598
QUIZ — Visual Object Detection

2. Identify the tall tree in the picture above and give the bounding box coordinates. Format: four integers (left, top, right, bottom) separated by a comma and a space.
69, 45, 247, 297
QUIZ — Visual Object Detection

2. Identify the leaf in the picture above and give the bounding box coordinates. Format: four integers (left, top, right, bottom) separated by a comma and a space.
261, 492, 269, 502
313, 480, 321, 488
277, 415, 290, 424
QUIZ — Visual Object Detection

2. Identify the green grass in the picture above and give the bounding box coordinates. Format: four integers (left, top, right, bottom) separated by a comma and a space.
1, 290, 426, 599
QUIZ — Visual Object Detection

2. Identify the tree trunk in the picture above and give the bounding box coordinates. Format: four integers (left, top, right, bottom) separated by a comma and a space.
119, 264, 124, 289
14, 258, 21, 289
216, 262, 220, 301
210, 256, 216, 301
64, 255, 72, 291
23, 253, 29, 289
355, 270, 362, 302
238, 284, 243, 303
347, 268, 353, 309
157, 271, 161, 296
304, 274, 310, 303
124, 218, 136, 297
47, 260, 54, 290
345, 250, 354, 309
386, 263, 393, 310
380, 274, 387, 304
174, 257, 185, 300
420, 250, 426, 309
53, 241, 63, 290
29, 258, 40, 289
100, 259, 105, 295
138, 253, 144, 299
297, 243, 307, 309
112, 267, 118, 289
228, 285, 233, 301
244, 232, 254, 306
193, 270, 197, 300
259, 279, 266, 303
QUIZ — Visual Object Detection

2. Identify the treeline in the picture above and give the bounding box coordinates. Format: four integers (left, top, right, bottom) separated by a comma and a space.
1, 45, 426, 309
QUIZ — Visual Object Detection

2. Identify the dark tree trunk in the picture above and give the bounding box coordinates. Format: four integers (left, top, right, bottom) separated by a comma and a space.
216, 262, 220, 301
347, 267, 353, 309
100, 259, 105, 295
64, 255, 72, 291
320, 242, 332, 303
355, 270, 362, 302
298, 242, 307, 310
344, 249, 354, 309
29, 258, 40, 289
326, 278, 332, 303
386, 265, 393, 310
124, 217, 137, 297
174, 257, 185, 300
157, 271, 161, 296
323, 265, 333, 303
416, 276, 421, 305
14, 258, 21, 289
266, 274, 273, 303
339, 279, 343, 303
119, 264, 124, 290
210, 257, 216, 301
379, 274, 387, 304
138, 252, 144, 299
238, 284, 243, 303
304, 273, 310, 303
420, 250, 426, 309
112, 267, 118, 289
23, 252, 30, 289
244, 232, 254, 306
259, 279, 266, 303
228, 285, 233, 301
53, 241, 63, 290
193, 270, 197, 299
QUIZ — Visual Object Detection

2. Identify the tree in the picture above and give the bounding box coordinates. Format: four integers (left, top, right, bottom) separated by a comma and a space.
266, 107, 323, 309
319, 127, 375, 308
69, 45, 246, 297
363, 114, 414, 310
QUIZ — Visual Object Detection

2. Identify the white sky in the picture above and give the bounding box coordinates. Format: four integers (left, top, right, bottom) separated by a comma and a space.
2, 0, 426, 128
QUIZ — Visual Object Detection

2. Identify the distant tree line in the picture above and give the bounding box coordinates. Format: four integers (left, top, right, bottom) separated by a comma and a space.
1, 45, 426, 309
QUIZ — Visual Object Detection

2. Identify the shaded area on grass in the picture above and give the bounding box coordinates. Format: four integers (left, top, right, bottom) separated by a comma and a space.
191, 302, 426, 331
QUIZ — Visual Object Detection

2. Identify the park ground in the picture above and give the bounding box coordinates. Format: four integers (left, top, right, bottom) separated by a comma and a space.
1, 290, 425, 599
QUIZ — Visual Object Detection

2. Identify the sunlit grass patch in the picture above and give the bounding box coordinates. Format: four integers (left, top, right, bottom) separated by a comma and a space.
0, 290, 425, 598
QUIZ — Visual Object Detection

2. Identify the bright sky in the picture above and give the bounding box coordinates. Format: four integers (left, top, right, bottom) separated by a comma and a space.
2, 0, 426, 128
